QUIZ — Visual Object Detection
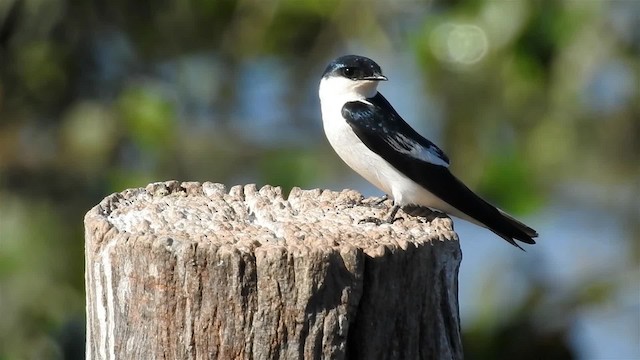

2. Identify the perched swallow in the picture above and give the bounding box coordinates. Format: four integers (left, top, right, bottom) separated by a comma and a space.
318, 55, 538, 249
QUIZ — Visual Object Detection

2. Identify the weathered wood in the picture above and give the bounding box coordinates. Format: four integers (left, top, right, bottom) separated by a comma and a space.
85, 181, 462, 360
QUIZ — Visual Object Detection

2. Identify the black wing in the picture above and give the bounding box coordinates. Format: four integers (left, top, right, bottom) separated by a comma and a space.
342, 93, 537, 248
342, 93, 450, 167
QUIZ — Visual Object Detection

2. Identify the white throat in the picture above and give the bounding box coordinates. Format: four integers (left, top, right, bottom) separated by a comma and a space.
318, 76, 379, 105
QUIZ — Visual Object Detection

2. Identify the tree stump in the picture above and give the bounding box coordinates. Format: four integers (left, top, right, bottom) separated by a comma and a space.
84, 181, 462, 360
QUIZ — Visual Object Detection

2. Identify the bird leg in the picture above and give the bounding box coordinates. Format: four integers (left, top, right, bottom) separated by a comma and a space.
384, 204, 401, 223
373, 194, 389, 205
366, 194, 389, 209
359, 204, 402, 225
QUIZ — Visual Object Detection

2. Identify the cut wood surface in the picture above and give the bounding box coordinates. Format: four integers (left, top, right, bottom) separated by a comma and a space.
84, 181, 462, 360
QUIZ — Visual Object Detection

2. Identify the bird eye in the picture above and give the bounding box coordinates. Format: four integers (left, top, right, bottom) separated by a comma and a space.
342, 67, 355, 77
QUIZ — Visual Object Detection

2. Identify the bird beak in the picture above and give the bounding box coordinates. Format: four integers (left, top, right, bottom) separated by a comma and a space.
364, 74, 388, 81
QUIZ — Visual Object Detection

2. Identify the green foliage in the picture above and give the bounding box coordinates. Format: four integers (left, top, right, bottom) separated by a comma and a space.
14, 41, 68, 107
0, 194, 84, 359
259, 148, 327, 194
476, 150, 542, 214
117, 85, 177, 151
60, 102, 119, 174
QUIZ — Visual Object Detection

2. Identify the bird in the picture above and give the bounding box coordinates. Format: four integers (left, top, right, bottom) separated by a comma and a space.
318, 55, 538, 249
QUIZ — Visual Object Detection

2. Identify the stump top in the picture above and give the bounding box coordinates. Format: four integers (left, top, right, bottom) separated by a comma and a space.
86, 181, 458, 256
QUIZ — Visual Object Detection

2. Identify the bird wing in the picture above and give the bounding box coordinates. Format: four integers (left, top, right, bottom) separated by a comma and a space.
342, 93, 450, 168
342, 93, 537, 248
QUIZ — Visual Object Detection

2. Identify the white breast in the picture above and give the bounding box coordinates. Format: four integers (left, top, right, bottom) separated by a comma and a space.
318, 77, 420, 205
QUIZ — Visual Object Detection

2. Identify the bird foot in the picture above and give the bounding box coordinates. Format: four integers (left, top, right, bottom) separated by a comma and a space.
358, 215, 403, 225
365, 194, 390, 208
359, 216, 383, 225
359, 204, 402, 225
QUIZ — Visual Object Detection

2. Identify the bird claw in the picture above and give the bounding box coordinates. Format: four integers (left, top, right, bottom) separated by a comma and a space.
358, 215, 403, 225
359, 216, 384, 225
373, 194, 389, 205
389, 216, 404, 223
366, 194, 389, 208
359, 204, 403, 225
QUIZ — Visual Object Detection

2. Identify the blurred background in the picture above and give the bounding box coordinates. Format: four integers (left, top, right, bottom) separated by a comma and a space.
0, 0, 638, 358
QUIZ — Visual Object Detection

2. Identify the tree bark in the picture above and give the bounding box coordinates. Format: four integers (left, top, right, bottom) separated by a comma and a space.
85, 181, 462, 360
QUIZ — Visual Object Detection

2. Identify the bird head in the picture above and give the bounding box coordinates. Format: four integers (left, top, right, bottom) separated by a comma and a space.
319, 55, 387, 101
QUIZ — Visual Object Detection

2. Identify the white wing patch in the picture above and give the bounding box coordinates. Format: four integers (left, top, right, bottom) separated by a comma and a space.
389, 133, 450, 167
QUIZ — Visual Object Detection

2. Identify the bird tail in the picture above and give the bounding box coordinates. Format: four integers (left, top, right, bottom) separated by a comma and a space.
492, 209, 538, 250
